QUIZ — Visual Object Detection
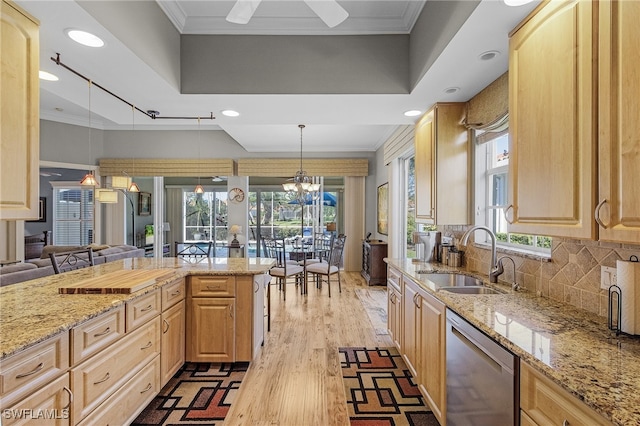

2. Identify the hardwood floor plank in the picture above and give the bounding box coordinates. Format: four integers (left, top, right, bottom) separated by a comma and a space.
225, 272, 392, 425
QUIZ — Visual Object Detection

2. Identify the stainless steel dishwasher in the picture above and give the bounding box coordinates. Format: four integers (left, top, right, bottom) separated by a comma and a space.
446, 309, 519, 426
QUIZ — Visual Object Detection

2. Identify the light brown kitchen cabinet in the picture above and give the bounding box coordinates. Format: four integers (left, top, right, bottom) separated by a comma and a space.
414, 103, 470, 225
508, 0, 597, 239
187, 297, 235, 362
0, 0, 40, 220
416, 290, 446, 425
597, 0, 640, 243
520, 361, 613, 425
161, 299, 185, 386
3, 374, 71, 426
401, 276, 419, 378
387, 266, 402, 350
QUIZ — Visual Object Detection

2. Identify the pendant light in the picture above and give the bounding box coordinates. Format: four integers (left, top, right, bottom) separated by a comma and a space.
282, 124, 320, 204
80, 80, 99, 186
194, 117, 204, 194
127, 105, 140, 192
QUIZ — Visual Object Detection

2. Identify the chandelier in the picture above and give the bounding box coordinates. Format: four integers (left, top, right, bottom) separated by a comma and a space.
282, 124, 320, 205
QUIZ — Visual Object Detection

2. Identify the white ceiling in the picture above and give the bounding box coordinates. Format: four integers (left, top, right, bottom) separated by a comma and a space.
19, 0, 539, 153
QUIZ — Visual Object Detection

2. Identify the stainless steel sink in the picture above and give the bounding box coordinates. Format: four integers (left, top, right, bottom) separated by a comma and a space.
439, 286, 502, 295
423, 273, 484, 287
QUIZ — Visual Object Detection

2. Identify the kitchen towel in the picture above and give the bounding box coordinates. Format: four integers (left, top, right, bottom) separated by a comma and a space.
616, 259, 640, 335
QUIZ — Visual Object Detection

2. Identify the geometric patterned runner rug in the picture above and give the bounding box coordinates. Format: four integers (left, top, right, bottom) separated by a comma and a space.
130, 362, 249, 426
339, 347, 439, 426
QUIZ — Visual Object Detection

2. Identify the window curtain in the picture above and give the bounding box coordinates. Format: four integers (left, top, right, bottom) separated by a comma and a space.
343, 176, 365, 272
165, 187, 183, 256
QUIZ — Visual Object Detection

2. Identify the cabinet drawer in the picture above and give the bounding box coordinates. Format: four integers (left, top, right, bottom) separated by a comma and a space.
126, 290, 161, 331
71, 306, 125, 365
520, 362, 613, 426
189, 275, 235, 297
70, 316, 160, 423
387, 266, 401, 289
0, 332, 69, 408
77, 356, 160, 426
162, 278, 185, 310
3, 373, 71, 426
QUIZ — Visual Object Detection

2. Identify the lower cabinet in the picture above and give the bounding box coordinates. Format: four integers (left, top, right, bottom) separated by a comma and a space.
161, 300, 185, 386
387, 266, 402, 350
187, 297, 235, 362
401, 275, 447, 426
520, 361, 613, 426
3, 374, 72, 426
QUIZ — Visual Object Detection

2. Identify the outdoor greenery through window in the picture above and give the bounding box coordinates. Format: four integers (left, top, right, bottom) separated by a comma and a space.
475, 130, 551, 253
183, 190, 229, 255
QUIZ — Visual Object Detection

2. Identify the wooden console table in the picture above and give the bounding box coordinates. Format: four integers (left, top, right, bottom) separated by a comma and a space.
361, 240, 388, 286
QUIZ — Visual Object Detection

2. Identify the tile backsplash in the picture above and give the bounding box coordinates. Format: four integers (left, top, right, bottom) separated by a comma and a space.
441, 225, 640, 317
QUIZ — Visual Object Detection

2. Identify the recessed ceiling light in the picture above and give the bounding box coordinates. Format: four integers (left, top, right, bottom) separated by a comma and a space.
54, 107, 63, 112
504, 0, 535, 6
66, 29, 104, 47
404, 110, 422, 117
479, 50, 500, 61
444, 87, 460, 94
39, 71, 59, 81
222, 110, 240, 117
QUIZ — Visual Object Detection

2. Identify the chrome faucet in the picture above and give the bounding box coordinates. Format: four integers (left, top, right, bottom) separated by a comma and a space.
460, 225, 501, 283
497, 256, 519, 291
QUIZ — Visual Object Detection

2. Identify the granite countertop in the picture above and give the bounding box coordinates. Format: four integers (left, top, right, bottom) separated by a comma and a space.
0, 257, 274, 360
386, 258, 640, 426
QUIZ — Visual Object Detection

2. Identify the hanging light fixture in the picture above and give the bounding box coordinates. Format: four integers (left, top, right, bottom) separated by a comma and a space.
282, 124, 320, 205
194, 117, 205, 194
80, 80, 99, 186
127, 105, 140, 192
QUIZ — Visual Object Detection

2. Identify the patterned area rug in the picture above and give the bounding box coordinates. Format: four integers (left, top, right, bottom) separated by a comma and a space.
131, 362, 249, 425
355, 288, 389, 335
339, 347, 439, 426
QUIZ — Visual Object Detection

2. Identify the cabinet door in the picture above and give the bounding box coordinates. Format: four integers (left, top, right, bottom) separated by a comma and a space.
508, 0, 596, 239
0, 0, 40, 220
401, 277, 419, 377
161, 300, 185, 387
3, 374, 71, 426
417, 290, 446, 426
252, 274, 265, 359
597, 0, 640, 243
415, 110, 436, 221
187, 297, 235, 363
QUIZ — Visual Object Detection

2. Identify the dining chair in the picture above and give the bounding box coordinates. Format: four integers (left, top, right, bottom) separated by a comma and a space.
49, 248, 95, 274
262, 236, 304, 300
175, 241, 212, 259
298, 232, 333, 266
305, 234, 346, 297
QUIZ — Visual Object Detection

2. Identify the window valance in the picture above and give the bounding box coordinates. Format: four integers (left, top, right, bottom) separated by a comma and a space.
99, 158, 235, 177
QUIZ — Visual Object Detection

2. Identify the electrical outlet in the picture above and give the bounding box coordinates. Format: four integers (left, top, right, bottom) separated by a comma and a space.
601, 266, 617, 290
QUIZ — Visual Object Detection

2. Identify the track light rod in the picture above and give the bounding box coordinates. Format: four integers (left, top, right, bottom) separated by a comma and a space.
51, 53, 215, 121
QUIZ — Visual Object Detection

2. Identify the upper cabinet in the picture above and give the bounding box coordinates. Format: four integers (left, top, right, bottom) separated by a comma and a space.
415, 103, 470, 225
0, 0, 39, 221
508, 0, 596, 239
597, 0, 640, 243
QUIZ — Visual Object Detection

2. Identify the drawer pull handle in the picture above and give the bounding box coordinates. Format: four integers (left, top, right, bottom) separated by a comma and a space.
140, 304, 153, 312
163, 319, 170, 333
62, 386, 73, 410
229, 304, 234, 318
170, 290, 181, 296
94, 327, 111, 337
595, 198, 608, 229
16, 362, 44, 378
16, 363, 44, 379
94, 372, 110, 385
140, 383, 153, 394
141, 341, 153, 350
563, 421, 569, 426
206, 285, 220, 290
390, 294, 396, 304
504, 204, 514, 224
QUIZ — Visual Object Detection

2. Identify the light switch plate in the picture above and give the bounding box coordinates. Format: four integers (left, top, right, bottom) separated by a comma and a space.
601, 266, 617, 289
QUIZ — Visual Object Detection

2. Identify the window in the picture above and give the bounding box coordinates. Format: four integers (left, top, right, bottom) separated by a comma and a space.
52, 186, 94, 245
475, 129, 551, 254
183, 190, 228, 255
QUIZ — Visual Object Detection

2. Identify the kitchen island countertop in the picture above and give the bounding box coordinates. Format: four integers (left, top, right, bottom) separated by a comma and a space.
0, 257, 274, 360
386, 258, 640, 426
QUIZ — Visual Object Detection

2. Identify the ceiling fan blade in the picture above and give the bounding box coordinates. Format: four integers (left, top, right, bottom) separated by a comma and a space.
304, 0, 348, 28
226, 0, 262, 24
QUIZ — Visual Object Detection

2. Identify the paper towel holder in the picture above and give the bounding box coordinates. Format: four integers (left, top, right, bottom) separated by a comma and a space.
609, 255, 639, 336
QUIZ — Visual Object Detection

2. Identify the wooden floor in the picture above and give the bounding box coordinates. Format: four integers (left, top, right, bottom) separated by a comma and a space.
225, 272, 393, 425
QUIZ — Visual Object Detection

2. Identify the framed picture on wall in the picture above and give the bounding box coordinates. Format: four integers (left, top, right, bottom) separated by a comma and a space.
138, 192, 151, 216
377, 183, 388, 235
